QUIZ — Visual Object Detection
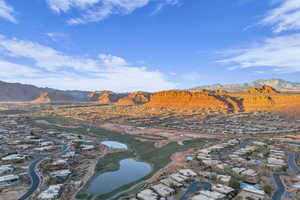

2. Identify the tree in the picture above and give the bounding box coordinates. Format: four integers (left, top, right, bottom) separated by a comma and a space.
229, 177, 240, 191
263, 184, 272, 195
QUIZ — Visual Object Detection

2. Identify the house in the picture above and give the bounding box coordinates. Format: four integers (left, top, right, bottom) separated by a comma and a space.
35, 146, 55, 152
136, 189, 158, 200
0, 165, 14, 175
38, 184, 63, 200
0, 174, 19, 186
169, 173, 189, 183
212, 184, 234, 195
40, 141, 54, 147
192, 190, 226, 200
217, 175, 232, 184
80, 144, 95, 151
62, 151, 77, 158
151, 183, 175, 197
1, 154, 26, 161
52, 159, 67, 166
236, 185, 266, 200
160, 178, 183, 188
178, 169, 197, 177
50, 169, 71, 180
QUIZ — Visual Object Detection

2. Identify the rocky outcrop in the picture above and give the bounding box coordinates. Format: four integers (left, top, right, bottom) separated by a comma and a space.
31, 92, 51, 103
31, 92, 75, 103
145, 91, 228, 111
246, 85, 279, 95
98, 92, 126, 104
86, 92, 102, 101
115, 92, 151, 106
145, 86, 300, 114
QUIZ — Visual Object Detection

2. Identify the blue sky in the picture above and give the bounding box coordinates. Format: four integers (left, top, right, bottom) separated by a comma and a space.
0, 0, 300, 92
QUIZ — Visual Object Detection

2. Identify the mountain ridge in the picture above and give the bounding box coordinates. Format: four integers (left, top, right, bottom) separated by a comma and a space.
0, 80, 90, 102
190, 79, 300, 92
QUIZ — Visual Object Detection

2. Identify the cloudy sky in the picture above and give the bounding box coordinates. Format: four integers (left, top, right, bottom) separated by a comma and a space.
0, 0, 300, 92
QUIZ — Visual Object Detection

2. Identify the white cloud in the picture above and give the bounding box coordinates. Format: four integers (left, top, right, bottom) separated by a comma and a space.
46, 0, 178, 24
0, 60, 40, 78
261, 0, 300, 33
152, 0, 179, 15
0, 0, 17, 23
218, 34, 300, 72
47, 0, 150, 24
0, 35, 176, 92
0, 34, 99, 72
46, 32, 68, 42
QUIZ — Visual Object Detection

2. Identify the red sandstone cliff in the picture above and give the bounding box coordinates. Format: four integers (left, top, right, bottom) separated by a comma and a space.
145, 90, 228, 111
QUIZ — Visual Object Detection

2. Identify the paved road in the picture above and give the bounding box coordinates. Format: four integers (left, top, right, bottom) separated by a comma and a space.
288, 152, 300, 174
271, 151, 300, 200
19, 155, 47, 200
272, 173, 286, 200
18, 138, 69, 200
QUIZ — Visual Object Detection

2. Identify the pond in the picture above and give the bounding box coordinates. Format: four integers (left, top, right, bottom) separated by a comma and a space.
87, 158, 152, 196
101, 141, 128, 149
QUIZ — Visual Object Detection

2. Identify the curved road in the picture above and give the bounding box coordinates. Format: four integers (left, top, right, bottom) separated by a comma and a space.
288, 152, 300, 174
272, 151, 300, 200
18, 138, 69, 200
272, 173, 286, 200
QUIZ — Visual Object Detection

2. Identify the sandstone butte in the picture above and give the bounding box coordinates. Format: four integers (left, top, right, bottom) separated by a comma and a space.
97, 91, 126, 105
86, 92, 102, 101
114, 92, 151, 106
144, 85, 300, 114
31, 92, 74, 103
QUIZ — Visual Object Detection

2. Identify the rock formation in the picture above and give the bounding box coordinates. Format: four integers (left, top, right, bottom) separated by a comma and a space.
246, 85, 279, 95
31, 92, 75, 103
145, 90, 228, 111
115, 92, 151, 106
31, 92, 51, 103
86, 92, 102, 101
145, 86, 300, 114
98, 91, 125, 104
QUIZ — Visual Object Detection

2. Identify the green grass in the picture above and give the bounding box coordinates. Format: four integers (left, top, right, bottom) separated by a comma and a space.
31, 117, 216, 199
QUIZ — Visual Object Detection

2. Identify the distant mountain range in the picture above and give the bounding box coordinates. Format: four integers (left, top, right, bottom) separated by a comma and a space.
0, 81, 90, 102
190, 79, 300, 92
0, 78, 299, 102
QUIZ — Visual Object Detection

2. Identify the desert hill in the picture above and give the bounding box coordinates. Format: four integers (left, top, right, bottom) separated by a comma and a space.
191, 79, 300, 92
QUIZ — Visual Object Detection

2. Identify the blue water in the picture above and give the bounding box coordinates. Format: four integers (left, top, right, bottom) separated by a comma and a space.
101, 141, 128, 149
87, 158, 151, 196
